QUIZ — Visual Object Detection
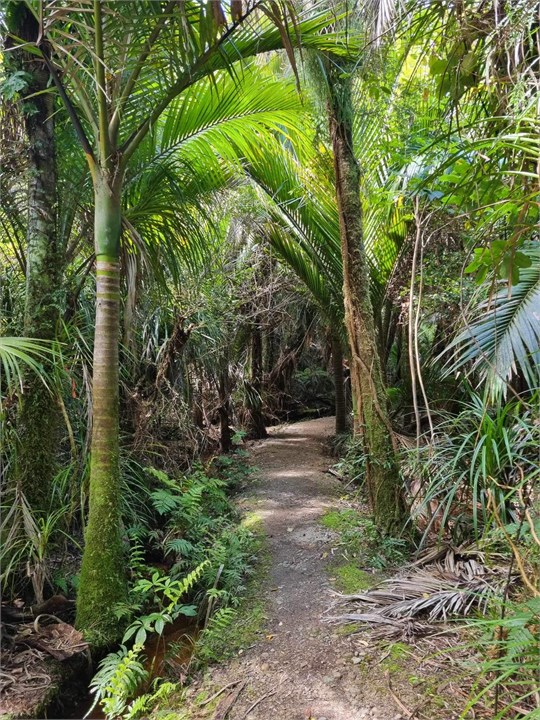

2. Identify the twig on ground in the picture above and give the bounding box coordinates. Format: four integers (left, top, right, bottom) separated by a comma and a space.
212, 681, 246, 720
386, 670, 421, 719
199, 680, 241, 707
241, 690, 277, 718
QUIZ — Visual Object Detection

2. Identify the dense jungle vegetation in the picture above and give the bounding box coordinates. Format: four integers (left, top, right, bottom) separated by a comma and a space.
1, 1, 539, 718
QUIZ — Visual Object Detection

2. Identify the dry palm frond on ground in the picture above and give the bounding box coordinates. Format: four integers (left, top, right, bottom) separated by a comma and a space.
327, 547, 514, 640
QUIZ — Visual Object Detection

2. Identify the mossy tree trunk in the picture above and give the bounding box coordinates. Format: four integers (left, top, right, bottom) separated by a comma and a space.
75, 170, 127, 645
331, 333, 347, 434
9, 4, 64, 513
326, 64, 405, 531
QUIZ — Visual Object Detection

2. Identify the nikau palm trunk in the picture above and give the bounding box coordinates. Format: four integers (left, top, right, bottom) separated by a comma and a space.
76, 177, 126, 643
327, 68, 405, 531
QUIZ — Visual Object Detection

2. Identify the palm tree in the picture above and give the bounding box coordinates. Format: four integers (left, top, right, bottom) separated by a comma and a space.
241, 102, 406, 521
447, 246, 540, 399
323, 54, 405, 529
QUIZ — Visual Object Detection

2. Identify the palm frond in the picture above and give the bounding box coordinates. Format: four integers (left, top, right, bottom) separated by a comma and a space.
0, 337, 54, 392
329, 546, 512, 640
446, 247, 540, 397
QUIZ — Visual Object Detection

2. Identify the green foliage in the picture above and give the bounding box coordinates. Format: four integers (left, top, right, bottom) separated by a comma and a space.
448, 246, 540, 398
88, 644, 148, 720
88, 452, 261, 717
0, 70, 32, 100
121, 563, 207, 646
406, 394, 539, 543
0, 337, 54, 394
463, 598, 540, 718
332, 437, 367, 486
321, 508, 407, 570
124, 681, 177, 720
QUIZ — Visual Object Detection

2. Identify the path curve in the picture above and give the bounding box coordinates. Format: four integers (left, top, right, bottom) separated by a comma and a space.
196, 417, 399, 720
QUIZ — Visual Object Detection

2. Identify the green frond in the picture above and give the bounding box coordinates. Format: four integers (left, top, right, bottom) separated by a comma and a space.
0, 337, 54, 393
446, 247, 540, 398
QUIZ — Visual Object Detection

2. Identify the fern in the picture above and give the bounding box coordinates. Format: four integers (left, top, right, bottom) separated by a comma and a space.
124, 681, 176, 720
165, 537, 195, 557
87, 644, 148, 720
149, 488, 181, 515
206, 606, 237, 634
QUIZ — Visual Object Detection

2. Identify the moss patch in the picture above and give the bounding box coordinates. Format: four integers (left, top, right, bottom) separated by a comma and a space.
321, 505, 407, 572
321, 508, 363, 532
333, 563, 374, 593
380, 641, 412, 673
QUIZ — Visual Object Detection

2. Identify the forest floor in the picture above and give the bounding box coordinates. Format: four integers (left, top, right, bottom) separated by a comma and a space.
178, 417, 418, 720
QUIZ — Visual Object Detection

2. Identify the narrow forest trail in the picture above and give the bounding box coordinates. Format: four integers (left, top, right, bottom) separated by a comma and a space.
185, 417, 401, 720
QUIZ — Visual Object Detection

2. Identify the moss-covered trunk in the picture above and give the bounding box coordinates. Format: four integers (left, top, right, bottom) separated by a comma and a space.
331, 333, 347, 434
327, 67, 405, 531
76, 173, 127, 646
9, 3, 63, 512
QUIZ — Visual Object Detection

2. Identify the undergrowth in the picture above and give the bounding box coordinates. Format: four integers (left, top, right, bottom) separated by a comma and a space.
88, 452, 262, 720
321, 506, 407, 575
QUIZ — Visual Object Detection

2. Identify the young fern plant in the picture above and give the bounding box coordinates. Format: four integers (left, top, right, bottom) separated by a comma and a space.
90, 562, 208, 718
122, 561, 209, 646
87, 644, 148, 720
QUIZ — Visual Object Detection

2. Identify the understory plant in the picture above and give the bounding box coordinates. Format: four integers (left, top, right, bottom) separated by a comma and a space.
405, 393, 539, 544
462, 597, 540, 719
88, 453, 259, 718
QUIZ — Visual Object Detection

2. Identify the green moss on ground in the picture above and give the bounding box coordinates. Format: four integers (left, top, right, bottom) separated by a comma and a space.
321, 508, 363, 532
333, 563, 374, 593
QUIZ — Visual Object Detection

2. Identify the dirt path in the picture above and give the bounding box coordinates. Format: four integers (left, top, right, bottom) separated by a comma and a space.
190, 417, 402, 720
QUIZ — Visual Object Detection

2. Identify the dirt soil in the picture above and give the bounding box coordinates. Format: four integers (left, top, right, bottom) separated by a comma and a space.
185, 417, 405, 720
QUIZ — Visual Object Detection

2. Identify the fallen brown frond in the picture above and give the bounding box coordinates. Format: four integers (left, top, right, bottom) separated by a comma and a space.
327, 546, 514, 640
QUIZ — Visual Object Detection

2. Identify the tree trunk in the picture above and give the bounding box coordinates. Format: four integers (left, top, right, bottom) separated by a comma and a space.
327, 66, 405, 531
247, 326, 267, 439
218, 370, 232, 453
331, 333, 347, 434
76, 174, 127, 646
10, 4, 63, 513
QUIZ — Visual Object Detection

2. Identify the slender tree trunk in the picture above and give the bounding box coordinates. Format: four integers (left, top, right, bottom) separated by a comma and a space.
7, 4, 64, 513
264, 326, 277, 376
76, 174, 127, 645
248, 326, 267, 439
218, 370, 232, 453
326, 66, 405, 530
331, 333, 347, 434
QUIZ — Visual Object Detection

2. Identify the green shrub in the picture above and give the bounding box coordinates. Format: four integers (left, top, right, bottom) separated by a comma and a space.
405, 394, 539, 543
